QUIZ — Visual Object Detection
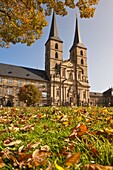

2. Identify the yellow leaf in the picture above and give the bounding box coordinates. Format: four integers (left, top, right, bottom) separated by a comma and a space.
54, 159, 65, 170
77, 116, 82, 121
62, 121, 69, 125
105, 128, 113, 134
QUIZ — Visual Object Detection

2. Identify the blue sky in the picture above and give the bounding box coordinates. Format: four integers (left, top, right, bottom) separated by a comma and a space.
0, 0, 113, 92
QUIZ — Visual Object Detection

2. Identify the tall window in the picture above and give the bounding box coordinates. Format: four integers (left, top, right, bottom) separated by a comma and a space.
78, 72, 81, 79
8, 79, 13, 85
56, 90, 60, 96
82, 69, 84, 74
0, 77, 2, 83
35, 82, 38, 87
55, 43, 58, 49
42, 92, 47, 98
7, 88, 13, 95
80, 50, 83, 56
55, 52, 58, 59
0, 88, 2, 94
69, 72, 73, 80
62, 68, 66, 77
18, 80, 23, 87
81, 59, 84, 65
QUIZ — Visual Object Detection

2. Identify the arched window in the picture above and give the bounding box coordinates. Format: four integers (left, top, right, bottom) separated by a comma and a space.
69, 72, 73, 80
55, 63, 58, 70
55, 52, 58, 59
82, 69, 84, 74
81, 59, 84, 65
55, 43, 58, 49
62, 68, 66, 77
80, 50, 83, 56
78, 72, 81, 79
55, 63, 59, 75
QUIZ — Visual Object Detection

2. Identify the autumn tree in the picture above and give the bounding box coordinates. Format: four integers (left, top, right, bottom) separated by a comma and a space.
18, 84, 42, 106
0, 0, 99, 48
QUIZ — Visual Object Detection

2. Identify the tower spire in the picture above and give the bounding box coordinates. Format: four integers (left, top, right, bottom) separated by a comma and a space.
70, 15, 86, 51
46, 11, 63, 43
49, 11, 58, 38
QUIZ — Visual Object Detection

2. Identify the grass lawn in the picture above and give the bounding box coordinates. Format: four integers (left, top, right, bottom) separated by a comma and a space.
0, 106, 113, 170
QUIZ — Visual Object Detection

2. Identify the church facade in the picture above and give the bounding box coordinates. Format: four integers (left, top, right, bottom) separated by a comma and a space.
45, 12, 90, 106
0, 12, 90, 106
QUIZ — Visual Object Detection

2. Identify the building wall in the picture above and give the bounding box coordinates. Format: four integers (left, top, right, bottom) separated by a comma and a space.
0, 76, 48, 106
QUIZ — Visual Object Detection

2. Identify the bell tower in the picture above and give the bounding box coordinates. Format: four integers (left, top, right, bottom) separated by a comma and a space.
45, 12, 63, 79
45, 12, 63, 105
70, 15, 90, 105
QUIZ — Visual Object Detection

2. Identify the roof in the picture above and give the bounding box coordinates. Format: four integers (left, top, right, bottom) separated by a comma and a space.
103, 88, 113, 97
90, 92, 103, 97
0, 63, 49, 82
45, 12, 63, 44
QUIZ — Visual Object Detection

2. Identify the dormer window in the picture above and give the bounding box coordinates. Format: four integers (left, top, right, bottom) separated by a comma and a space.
55, 52, 58, 59
8, 71, 12, 74
55, 43, 58, 49
26, 74, 30, 77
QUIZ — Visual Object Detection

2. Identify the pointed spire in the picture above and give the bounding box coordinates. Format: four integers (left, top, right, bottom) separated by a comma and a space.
70, 15, 86, 51
46, 11, 63, 43
74, 14, 82, 44
49, 11, 58, 38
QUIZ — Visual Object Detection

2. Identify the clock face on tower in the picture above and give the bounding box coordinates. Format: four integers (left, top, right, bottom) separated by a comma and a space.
68, 62, 72, 67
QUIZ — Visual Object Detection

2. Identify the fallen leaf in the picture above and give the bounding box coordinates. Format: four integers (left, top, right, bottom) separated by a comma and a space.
18, 145, 24, 153
65, 152, 80, 166
69, 123, 87, 138
83, 164, 113, 170
104, 128, 113, 134
41, 145, 50, 151
0, 157, 5, 168
4, 140, 21, 146
54, 159, 64, 170
28, 141, 41, 149
46, 163, 54, 170
91, 147, 99, 157
32, 149, 51, 166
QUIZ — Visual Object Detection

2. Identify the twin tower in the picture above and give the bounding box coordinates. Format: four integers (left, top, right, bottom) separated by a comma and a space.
45, 12, 90, 106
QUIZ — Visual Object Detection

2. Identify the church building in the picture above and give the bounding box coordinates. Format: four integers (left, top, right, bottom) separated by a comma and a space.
0, 12, 90, 106
45, 12, 90, 106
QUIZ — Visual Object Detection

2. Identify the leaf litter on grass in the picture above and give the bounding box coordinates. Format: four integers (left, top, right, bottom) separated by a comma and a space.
0, 106, 113, 169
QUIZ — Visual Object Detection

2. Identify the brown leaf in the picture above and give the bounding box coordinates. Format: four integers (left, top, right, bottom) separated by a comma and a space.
65, 152, 80, 166
46, 163, 54, 170
18, 152, 32, 162
10, 155, 19, 166
18, 145, 24, 153
20, 124, 34, 131
27, 141, 41, 149
83, 164, 113, 170
41, 145, 50, 151
4, 140, 21, 146
0, 157, 5, 168
91, 148, 99, 157
32, 149, 51, 166
69, 123, 87, 139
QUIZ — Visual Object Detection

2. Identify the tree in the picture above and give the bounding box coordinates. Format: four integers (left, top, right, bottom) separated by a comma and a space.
18, 84, 42, 106
0, 0, 99, 48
